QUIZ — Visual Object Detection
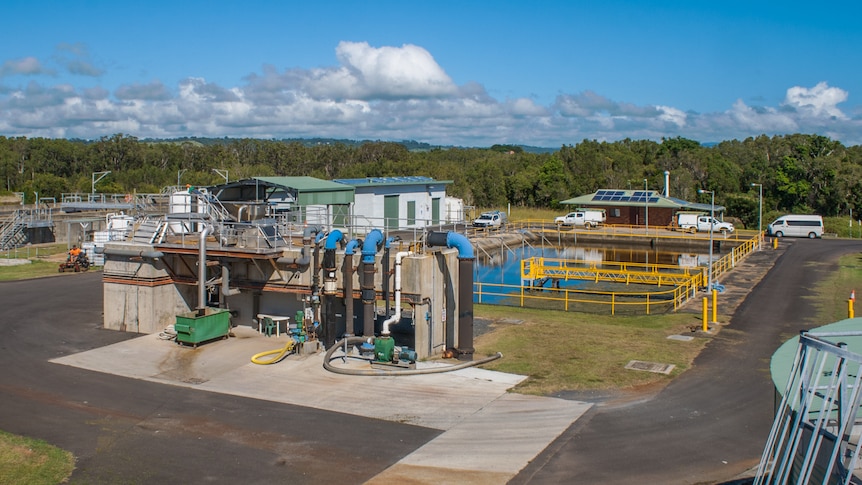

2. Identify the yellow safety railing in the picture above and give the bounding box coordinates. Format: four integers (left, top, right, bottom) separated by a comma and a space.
521, 257, 701, 287
475, 230, 760, 315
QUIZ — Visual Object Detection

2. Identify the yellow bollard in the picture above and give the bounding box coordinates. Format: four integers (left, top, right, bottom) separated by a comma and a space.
712, 288, 718, 323
850, 299, 856, 319
772, 237, 778, 250
702, 297, 709, 331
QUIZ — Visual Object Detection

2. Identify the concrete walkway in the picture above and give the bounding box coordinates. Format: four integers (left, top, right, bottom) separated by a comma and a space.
53, 326, 591, 483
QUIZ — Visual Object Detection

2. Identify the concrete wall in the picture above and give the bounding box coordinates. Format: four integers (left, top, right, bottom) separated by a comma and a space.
101, 240, 466, 359
102, 242, 191, 334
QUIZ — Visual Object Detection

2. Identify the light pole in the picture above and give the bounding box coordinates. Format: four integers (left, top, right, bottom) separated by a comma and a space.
698, 189, 715, 291
751, 183, 762, 250
644, 178, 649, 233
92, 171, 111, 194
178, 169, 187, 186
212, 169, 228, 184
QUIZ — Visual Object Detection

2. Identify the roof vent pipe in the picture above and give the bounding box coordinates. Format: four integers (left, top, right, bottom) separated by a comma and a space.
664, 170, 670, 197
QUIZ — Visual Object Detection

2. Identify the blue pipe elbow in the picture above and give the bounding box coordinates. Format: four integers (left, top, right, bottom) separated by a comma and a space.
345, 239, 361, 256
361, 229, 384, 263
314, 231, 327, 245
324, 229, 344, 250
447, 232, 474, 259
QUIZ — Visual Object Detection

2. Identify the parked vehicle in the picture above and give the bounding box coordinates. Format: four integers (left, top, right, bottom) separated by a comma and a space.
472, 210, 507, 229
767, 214, 823, 238
554, 209, 606, 228
676, 212, 734, 234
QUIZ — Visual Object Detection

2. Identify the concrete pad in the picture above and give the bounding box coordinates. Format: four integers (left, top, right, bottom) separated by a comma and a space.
395, 393, 589, 471
52, 327, 592, 483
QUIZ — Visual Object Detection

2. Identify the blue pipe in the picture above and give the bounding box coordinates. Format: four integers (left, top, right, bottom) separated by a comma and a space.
446, 231, 474, 259
314, 231, 327, 245
385, 236, 398, 248
324, 229, 344, 250
361, 229, 384, 263
345, 239, 361, 256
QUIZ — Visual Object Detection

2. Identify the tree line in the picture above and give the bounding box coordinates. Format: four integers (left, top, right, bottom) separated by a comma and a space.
1, 133, 860, 229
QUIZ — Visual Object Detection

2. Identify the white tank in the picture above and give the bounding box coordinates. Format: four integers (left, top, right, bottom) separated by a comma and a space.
106, 213, 135, 241
170, 191, 194, 234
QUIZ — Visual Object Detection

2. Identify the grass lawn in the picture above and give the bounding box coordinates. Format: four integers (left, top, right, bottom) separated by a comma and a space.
0, 430, 74, 485
474, 303, 708, 395
0, 244, 87, 281
812, 252, 862, 324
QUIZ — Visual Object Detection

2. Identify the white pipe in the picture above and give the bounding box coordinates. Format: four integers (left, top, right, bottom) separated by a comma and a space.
664, 170, 670, 197
382, 251, 413, 335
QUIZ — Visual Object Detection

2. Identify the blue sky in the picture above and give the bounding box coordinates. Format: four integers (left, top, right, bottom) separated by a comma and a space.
2, 0, 861, 147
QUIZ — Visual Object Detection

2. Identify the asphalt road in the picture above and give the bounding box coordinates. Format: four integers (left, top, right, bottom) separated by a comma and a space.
510, 238, 862, 484
0, 272, 439, 484
3, 237, 861, 484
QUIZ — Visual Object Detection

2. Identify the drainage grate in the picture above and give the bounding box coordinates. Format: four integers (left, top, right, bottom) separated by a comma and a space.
625, 360, 676, 374
499, 318, 524, 325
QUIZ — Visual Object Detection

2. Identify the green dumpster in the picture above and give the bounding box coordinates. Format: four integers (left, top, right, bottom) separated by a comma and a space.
175, 307, 231, 347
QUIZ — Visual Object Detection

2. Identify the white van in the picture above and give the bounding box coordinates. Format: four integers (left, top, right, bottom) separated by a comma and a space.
767, 214, 823, 238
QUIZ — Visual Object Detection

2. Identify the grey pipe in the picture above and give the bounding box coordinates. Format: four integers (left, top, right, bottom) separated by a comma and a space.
198, 224, 212, 311
221, 265, 241, 297
323, 336, 502, 376
100, 247, 164, 259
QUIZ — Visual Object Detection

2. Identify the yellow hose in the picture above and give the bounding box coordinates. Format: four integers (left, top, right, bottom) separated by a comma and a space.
251, 340, 295, 365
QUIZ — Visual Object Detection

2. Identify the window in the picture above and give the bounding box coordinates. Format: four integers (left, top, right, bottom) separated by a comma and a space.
611, 208, 621, 217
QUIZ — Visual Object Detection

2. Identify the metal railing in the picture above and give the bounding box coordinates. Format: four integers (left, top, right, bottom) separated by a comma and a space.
755, 331, 862, 484
474, 230, 760, 315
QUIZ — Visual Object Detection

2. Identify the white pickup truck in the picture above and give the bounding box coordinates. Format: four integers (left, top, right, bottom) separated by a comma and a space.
555, 209, 606, 228
677, 212, 734, 234
473, 210, 507, 229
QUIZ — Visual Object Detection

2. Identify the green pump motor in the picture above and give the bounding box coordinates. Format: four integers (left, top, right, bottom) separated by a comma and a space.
374, 336, 395, 362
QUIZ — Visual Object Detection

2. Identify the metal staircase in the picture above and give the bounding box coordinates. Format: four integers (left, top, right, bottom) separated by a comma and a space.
0, 210, 27, 250
755, 330, 862, 484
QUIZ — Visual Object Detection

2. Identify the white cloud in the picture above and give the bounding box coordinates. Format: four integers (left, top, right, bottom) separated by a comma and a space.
783, 81, 848, 119
656, 106, 687, 127
0, 43, 861, 146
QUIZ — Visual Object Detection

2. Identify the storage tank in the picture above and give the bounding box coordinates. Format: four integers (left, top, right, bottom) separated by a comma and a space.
106, 213, 135, 241
169, 190, 203, 234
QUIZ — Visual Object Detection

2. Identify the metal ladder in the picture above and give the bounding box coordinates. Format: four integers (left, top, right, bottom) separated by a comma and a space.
755, 330, 862, 484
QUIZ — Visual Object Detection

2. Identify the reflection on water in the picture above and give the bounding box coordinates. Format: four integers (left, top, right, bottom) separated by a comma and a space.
475, 244, 716, 287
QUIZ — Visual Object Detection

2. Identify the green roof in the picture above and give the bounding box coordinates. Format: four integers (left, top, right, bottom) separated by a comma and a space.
561, 189, 726, 211
561, 190, 682, 208
254, 176, 352, 192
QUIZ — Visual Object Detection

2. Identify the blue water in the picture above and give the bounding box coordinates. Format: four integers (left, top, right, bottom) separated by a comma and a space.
473, 244, 713, 304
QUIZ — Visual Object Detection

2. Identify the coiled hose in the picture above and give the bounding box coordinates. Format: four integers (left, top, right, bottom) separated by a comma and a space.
251, 340, 295, 365
323, 336, 502, 376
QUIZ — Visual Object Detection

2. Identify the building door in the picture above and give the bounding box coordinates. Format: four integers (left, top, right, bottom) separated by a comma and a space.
432, 197, 441, 225
384, 195, 399, 230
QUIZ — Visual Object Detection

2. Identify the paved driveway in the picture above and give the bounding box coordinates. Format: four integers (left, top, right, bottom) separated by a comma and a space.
511, 238, 862, 484
0, 272, 439, 484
